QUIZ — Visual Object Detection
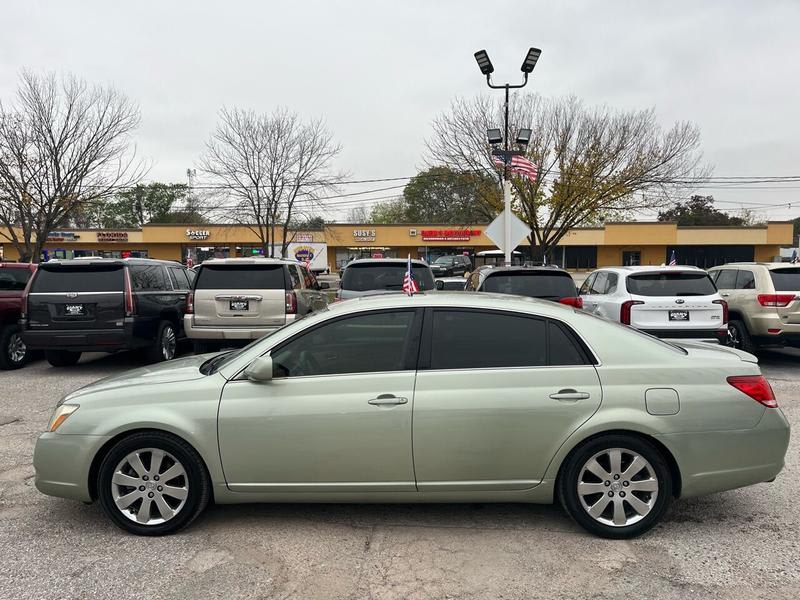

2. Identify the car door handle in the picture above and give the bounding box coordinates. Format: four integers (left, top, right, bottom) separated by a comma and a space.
368, 394, 408, 406
720, 292, 730, 297
549, 389, 591, 401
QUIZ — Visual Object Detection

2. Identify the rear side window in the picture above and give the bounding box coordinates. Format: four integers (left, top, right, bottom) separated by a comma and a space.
770, 268, 800, 291
481, 271, 577, 299
195, 265, 285, 290
713, 269, 737, 289
130, 264, 168, 291
735, 270, 755, 290
341, 263, 435, 292
548, 322, 589, 366
0, 268, 32, 291
32, 266, 123, 293
626, 272, 716, 297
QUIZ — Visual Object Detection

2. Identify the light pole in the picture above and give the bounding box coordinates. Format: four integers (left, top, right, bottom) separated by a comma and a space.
474, 47, 541, 265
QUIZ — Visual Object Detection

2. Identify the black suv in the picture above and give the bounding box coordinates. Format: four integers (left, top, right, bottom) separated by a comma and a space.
21, 258, 192, 367
430, 255, 472, 278
465, 265, 583, 307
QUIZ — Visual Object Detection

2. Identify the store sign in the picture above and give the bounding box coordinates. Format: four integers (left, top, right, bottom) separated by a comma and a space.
46, 231, 79, 242
294, 245, 315, 263
420, 229, 481, 242
96, 231, 129, 242
353, 228, 376, 242
295, 233, 313, 243
186, 229, 210, 240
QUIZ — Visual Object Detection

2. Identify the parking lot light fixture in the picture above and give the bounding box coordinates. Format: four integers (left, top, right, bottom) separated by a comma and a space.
474, 50, 494, 75
520, 47, 542, 73
487, 128, 503, 145
515, 128, 532, 145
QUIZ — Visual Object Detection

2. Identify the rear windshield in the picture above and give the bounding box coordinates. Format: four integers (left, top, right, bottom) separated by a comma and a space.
341, 263, 435, 291
481, 271, 577, 299
626, 272, 716, 297
32, 266, 123, 293
195, 265, 285, 290
0, 268, 32, 291
770, 268, 800, 291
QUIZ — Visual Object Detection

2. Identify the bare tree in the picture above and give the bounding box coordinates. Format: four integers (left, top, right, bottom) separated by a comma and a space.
0, 71, 143, 262
426, 93, 708, 260
199, 107, 343, 257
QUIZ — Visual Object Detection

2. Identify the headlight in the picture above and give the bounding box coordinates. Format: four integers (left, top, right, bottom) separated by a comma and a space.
47, 404, 79, 432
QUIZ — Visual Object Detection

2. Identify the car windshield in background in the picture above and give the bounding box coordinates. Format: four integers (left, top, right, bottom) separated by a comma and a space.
195, 265, 284, 290
769, 268, 800, 291
31, 266, 123, 293
341, 263, 435, 291
0, 268, 32, 291
626, 272, 716, 296
440, 280, 466, 291
482, 271, 576, 299
434, 257, 455, 265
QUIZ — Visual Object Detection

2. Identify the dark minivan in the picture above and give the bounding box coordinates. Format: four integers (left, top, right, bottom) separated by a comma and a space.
21, 258, 192, 366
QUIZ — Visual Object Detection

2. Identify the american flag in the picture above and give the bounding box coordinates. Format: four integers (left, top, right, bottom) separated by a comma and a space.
668, 250, 677, 266
493, 154, 538, 182
186, 250, 193, 269
402, 254, 420, 296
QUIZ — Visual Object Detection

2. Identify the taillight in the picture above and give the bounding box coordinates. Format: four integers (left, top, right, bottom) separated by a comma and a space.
186, 291, 194, 314
620, 300, 644, 325
285, 290, 297, 314
123, 268, 135, 316
757, 294, 795, 307
713, 299, 728, 324
727, 375, 778, 408
20, 280, 31, 319
558, 296, 583, 309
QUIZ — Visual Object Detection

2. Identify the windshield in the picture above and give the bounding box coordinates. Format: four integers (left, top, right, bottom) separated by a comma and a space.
770, 268, 800, 291
434, 257, 455, 265
626, 272, 716, 297
481, 271, 576, 299
341, 263, 435, 291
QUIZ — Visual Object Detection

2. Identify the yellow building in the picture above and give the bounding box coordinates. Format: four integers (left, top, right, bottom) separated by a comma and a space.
0, 221, 793, 272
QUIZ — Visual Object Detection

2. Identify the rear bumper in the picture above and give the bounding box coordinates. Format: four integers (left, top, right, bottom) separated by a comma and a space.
183, 314, 292, 340
639, 327, 728, 344
21, 327, 134, 352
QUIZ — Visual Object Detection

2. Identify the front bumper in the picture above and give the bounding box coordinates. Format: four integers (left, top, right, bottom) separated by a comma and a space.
640, 327, 727, 344
34, 433, 111, 502
183, 314, 290, 341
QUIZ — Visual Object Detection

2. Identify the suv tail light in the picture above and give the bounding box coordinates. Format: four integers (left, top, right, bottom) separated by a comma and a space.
559, 296, 583, 309
757, 294, 795, 307
20, 277, 33, 319
185, 291, 194, 314
285, 290, 297, 314
713, 299, 728, 324
123, 268, 136, 316
620, 300, 644, 325
727, 375, 778, 408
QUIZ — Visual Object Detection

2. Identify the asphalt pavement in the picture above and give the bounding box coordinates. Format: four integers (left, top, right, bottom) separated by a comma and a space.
1, 348, 799, 599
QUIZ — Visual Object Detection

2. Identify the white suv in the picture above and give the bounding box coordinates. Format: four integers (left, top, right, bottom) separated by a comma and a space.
578, 266, 728, 343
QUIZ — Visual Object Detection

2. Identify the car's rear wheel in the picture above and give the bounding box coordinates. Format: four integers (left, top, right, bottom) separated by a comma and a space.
0, 324, 30, 370
45, 349, 82, 367
559, 434, 672, 539
146, 321, 177, 363
97, 431, 210, 536
727, 319, 755, 354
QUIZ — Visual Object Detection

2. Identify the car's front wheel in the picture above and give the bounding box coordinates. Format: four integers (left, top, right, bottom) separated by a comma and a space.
559, 434, 672, 539
97, 431, 210, 536
0, 324, 30, 370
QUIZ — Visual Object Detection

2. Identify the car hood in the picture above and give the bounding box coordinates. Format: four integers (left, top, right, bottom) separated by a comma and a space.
671, 340, 758, 363
63, 354, 210, 402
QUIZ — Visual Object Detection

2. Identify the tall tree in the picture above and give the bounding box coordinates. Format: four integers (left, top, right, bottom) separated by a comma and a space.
427, 93, 707, 260
400, 166, 501, 223
199, 107, 342, 257
658, 195, 745, 226
99, 183, 190, 228
0, 71, 143, 261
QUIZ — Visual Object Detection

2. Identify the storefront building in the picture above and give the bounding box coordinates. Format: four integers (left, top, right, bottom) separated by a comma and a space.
0, 221, 793, 271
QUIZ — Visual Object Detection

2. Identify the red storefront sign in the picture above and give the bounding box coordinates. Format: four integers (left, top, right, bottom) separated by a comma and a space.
420, 229, 481, 242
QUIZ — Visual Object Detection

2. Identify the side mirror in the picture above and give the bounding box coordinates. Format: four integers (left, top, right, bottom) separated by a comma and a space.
244, 354, 273, 382
435, 280, 444, 290
319, 281, 330, 290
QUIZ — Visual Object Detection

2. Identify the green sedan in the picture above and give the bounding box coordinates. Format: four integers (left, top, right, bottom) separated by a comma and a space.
34, 293, 789, 538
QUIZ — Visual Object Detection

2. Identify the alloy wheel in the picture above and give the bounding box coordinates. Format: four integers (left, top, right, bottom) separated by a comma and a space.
162, 326, 177, 360
8, 332, 26, 364
727, 324, 740, 349
577, 447, 659, 527
111, 448, 189, 525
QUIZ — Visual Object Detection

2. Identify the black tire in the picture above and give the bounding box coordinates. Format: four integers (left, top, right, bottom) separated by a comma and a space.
145, 321, 177, 363
0, 324, 30, 370
727, 319, 756, 354
45, 349, 82, 367
558, 434, 673, 539
97, 431, 210, 536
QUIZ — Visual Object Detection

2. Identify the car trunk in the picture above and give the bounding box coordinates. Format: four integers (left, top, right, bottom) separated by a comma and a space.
769, 267, 800, 324
28, 263, 126, 331
192, 264, 287, 328
626, 271, 722, 330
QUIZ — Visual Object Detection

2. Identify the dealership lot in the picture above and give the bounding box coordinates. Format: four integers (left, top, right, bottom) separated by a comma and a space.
0, 350, 798, 600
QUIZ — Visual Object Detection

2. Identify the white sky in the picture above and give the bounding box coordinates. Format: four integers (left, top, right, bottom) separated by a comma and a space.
2, 0, 798, 220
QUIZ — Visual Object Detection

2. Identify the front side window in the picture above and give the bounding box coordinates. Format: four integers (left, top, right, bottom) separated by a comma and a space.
626, 271, 717, 297
131, 265, 169, 291
578, 273, 596, 296
272, 310, 417, 377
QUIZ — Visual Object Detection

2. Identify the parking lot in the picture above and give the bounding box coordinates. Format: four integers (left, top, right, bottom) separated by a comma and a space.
0, 349, 796, 600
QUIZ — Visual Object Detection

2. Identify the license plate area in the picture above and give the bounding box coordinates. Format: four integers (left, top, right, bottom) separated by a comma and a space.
64, 304, 86, 317
229, 299, 249, 312
669, 310, 689, 321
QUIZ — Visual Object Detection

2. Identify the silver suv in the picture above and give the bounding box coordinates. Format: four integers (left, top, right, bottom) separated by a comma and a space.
185, 258, 329, 351
708, 262, 800, 353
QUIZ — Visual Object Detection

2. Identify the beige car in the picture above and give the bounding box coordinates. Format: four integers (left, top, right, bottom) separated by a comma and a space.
184, 257, 328, 351
708, 262, 800, 353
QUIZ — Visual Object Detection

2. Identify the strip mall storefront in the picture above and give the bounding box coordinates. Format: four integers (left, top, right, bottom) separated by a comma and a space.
0, 221, 793, 271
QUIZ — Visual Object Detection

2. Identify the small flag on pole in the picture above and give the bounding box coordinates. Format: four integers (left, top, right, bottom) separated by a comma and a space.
402, 254, 420, 296
492, 154, 538, 182
791, 249, 798, 264
186, 250, 194, 269
668, 250, 677, 266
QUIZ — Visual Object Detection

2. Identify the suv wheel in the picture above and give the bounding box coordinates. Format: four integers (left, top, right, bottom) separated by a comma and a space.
45, 349, 82, 367
0, 324, 30, 370
146, 321, 177, 363
727, 320, 755, 354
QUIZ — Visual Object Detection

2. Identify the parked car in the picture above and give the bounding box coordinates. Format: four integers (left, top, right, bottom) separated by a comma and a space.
185, 258, 329, 352
33, 293, 788, 539
429, 255, 471, 278
0, 262, 37, 370
579, 266, 727, 343
473, 249, 524, 268
465, 265, 583, 307
21, 258, 192, 367
435, 277, 467, 291
708, 263, 800, 353
338, 258, 435, 300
